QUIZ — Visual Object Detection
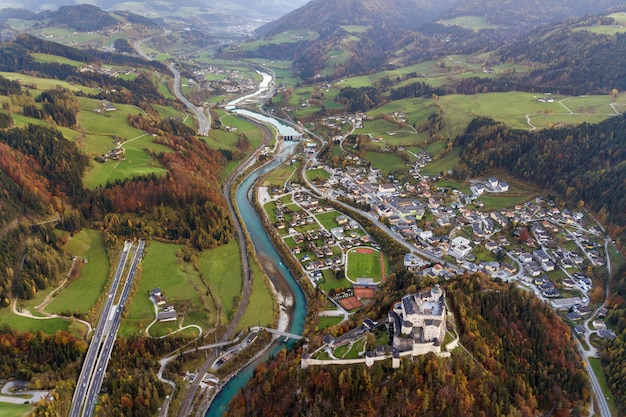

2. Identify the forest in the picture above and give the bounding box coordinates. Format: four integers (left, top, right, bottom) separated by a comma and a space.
226, 276, 587, 417
454, 115, 626, 248
602, 263, 626, 414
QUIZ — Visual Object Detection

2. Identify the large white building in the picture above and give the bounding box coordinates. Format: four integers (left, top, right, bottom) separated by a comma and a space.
389, 284, 446, 356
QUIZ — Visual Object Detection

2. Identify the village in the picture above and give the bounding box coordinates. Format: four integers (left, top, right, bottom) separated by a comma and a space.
254, 118, 617, 368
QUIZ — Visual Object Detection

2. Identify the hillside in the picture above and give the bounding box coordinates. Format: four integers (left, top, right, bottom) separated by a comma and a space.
257, 0, 458, 36
439, 0, 625, 30
227, 278, 587, 416
0, 33, 235, 307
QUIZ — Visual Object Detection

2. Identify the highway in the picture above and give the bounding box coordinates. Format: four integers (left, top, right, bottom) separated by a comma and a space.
82, 240, 145, 417
133, 30, 211, 136
167, 63, 211, 136
69, 241, 132, 417
69, 240, 144, 417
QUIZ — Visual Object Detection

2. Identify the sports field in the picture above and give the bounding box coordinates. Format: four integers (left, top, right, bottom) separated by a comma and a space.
346, 248, 385, 282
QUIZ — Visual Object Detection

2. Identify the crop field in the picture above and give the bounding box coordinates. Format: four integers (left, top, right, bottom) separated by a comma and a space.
236, 258, 275, 332
346, 249, 384, 282
120, 241, 211, 337
197, 241, 243, 325
47, 229, 109, 316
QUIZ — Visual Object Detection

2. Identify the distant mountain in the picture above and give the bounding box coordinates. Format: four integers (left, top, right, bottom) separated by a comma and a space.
257, 0, 458, 36
439, 0, 626, 29
0, 0, 310, 30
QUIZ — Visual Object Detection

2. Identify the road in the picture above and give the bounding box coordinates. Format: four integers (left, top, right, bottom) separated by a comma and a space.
133, 30, 211, 136
68, 240, 143, 417
167, 63, 211, 136
82, 240, 145, 417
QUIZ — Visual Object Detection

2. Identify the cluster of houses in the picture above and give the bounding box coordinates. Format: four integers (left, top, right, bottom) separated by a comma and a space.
149, 288, 177, 322
320, 113, 366, 130
97, 140, 125, 163
193, 66, 256, 94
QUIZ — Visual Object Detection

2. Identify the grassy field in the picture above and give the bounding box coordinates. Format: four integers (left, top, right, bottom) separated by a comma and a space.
0, 72, 98, 94
589, 357, 617, 415
197, 241, 243, 325
305, 168, 330, 182
47, 229, 109, 315
363, 150, 409, 174
236, 258, 275, 332
315, 211, 342, 230
0, 403, 31, 417
237, 30, 318, 52
346, 249, 383, 282
121, 241, 211, 337
317, 316, 343, 330
262, 161, 299, 187
574, 12, 626, 35
0, 311, 70, 334
83, 139, 170, 188
31, 53, 83, 67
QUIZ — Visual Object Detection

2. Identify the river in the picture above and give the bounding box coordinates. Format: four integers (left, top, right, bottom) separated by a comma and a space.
205, 76, 307, 416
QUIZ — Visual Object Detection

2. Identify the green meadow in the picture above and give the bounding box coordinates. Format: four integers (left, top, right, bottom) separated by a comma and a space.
0, 72, 98, 94
0, 311, 70, 334
31, 53, 83, 67
236, 258, 275, 332
47, 229, 110, 316
363, 150, 408, 174
197, 241, 244, 325
121, 241, 213, 337
0, 403, 32, 417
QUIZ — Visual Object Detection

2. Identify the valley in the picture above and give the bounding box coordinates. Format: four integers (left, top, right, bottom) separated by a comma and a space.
0, 1, 624, 417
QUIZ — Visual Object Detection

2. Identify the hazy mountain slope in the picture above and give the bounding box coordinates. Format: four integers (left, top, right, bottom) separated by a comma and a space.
440, 0, 625, 28
0, 0, 309, 22
257, 0, 459, 36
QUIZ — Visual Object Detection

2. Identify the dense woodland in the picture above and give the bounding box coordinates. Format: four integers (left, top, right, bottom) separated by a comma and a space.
602, 263, 626, 414
227, 277, 587, 417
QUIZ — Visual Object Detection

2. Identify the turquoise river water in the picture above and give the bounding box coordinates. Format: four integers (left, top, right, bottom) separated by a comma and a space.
205, 111, 307, 416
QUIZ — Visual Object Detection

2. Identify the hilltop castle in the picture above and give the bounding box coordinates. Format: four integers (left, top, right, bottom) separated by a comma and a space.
389, 284, 446, 356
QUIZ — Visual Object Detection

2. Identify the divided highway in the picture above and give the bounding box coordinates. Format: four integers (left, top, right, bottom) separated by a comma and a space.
69, 240, 144, 417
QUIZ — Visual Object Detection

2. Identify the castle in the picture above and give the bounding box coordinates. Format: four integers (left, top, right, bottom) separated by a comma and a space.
388, 284, 446, 356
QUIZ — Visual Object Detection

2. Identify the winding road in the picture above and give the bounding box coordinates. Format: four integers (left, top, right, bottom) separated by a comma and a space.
133, 30, 211, 136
